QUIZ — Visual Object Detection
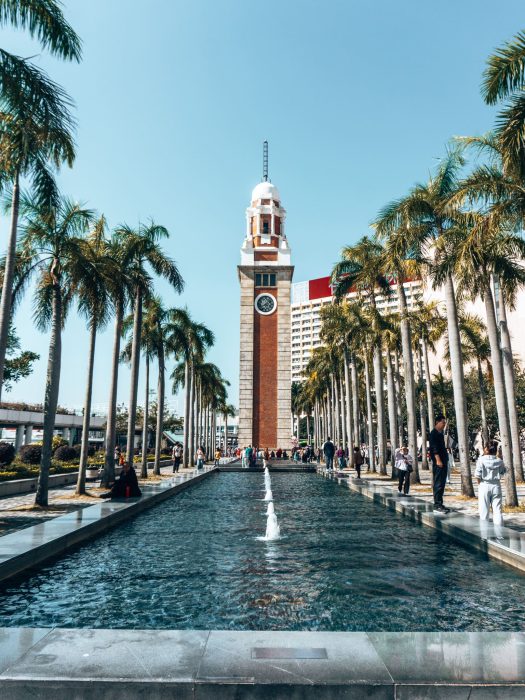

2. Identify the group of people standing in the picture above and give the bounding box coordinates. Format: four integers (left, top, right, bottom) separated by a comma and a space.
320, 413, 507, 526
241, 446, 291, 467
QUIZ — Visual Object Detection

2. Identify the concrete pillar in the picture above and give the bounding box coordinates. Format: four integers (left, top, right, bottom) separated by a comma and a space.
25, 425, 33, 445
69, 428, 75, 446
15, 425, 24, 453
62, 428, 70, 444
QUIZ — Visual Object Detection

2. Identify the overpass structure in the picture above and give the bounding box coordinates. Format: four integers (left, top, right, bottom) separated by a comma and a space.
0, 408, 106, 452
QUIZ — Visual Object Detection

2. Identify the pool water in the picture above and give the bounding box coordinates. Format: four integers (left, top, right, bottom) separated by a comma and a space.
0, 473, 524, 631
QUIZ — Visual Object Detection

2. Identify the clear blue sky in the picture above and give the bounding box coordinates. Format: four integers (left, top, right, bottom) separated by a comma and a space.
1, 0, 523, 414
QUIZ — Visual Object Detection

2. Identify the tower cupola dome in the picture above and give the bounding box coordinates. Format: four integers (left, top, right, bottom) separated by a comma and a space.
251, 181, 281, 204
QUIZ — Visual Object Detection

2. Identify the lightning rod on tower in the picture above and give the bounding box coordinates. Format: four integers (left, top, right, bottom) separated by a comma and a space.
263, 140, 268, 182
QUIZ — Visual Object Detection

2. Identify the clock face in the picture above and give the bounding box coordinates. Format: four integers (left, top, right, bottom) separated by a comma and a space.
255, 293, 277, 315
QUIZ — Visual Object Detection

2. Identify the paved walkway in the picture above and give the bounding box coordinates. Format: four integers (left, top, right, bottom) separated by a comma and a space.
334, 463, 525, 532
0, 464, 205, 537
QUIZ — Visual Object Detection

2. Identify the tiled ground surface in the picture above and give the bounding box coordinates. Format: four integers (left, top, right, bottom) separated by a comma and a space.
344, 465, 525, 533
2, 627, 525, 698
0, 464, 201, 537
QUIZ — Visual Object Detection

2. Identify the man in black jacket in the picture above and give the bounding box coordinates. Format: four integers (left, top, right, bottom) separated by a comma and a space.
322, 437, 335, 471
429, 415, 450, 513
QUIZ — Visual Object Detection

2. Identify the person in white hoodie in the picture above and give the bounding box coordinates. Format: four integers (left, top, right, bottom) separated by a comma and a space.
395, 446, 413, 495
475, 442, 506, 525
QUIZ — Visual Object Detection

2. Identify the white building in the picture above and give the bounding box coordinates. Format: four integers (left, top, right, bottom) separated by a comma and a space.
290, 275, 424, 381
290, 273, 525, 385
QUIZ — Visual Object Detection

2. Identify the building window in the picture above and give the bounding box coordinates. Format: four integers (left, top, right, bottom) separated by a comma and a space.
255, 273, 276, 288
263, 221, 269, 234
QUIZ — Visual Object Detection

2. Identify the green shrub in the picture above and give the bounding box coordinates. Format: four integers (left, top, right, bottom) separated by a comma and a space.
0, 470, 17, 481
73, 444, 96, 459
0, 441, 15, 467
19, 444, 42, 465
53, 445, 77, 462
52, 436, 68, 452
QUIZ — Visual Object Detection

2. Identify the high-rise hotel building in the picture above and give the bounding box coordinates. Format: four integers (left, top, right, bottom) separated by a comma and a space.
290, 276, 424, 382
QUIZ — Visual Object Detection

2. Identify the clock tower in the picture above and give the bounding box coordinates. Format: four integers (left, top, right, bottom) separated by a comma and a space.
238, 145, 293, 451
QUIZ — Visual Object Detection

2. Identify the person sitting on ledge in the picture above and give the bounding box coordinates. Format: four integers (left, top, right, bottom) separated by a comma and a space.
100, 461, 141, 499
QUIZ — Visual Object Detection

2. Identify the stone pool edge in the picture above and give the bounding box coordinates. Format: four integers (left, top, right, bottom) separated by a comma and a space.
321, 469, 525, 575
0, 467, 218, 584
1, 628, 525, 698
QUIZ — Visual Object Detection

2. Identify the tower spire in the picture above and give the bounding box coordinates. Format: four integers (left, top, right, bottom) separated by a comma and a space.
262, 140, 268, 182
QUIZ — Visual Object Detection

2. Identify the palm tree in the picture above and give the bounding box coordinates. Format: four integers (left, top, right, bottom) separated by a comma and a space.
0, 103, 75, 395
74, 217, 112, 495
454, 311, 492, 447
152, 306, 191, 475
221, 402, 236, 453
121, 299, 157, 478
373, 227, 419, 479
99, 230, 139, 488
0, 0, 80, 395
170, 315, 214, 466
434, 212, 523, 505
14, 195, 93, 506
116, 223, 184, 462
0, 0, 81, 107
481, 30, 525, 179
374, 148, 474, 496
331, 237, 391, 474
449, 138, 525, 482
382, 312, 401, 471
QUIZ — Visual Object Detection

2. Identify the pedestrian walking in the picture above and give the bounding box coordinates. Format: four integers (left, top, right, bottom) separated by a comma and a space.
322, 437, 335, 471
353, 446, 363, 478
429, 415, 450, 513
214, 447, 221, 467
476, 442, 506, 525
395, 446, 413, 495
172, 443, 182, 473
196, 446, 206, 470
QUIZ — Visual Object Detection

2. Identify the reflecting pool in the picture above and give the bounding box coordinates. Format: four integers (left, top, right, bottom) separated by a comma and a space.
0, 473, 524, 630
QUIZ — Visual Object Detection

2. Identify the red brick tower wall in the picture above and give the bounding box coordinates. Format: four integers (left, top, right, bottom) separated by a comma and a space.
252, 290, 278, 448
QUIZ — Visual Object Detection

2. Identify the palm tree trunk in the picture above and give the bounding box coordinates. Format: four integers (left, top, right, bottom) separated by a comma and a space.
195, 380, 201, 451
153, 343, 165, 476
316, 399, 321, 449
373, 343, 387, 474
200, 386, 204, 449
422, 336, 435, 430
76, 319, 97, 495
102, 297, 123, 488
189, 363, 195, 466
477, 356, 489, 448
417, 347, 429, 470
397, 279, 420, 484
338, 373, 345, 448
343, 348, 354, 466
444, 274, 473, 496
223, 413, 228, 454
495, 277, 524, 481
393, 349, 404, 448
306, 413, 311, 445
183, 359, 190, 468
141, 355, 150, 479
364, 350, 376, 472
483, 280, 518, 506
0, 170, 20, 396
126, 287, 142, 461
351, 354, 360, 447
35, 283, 62, 507
331, 374, 339, 446
385, 350, 397, 473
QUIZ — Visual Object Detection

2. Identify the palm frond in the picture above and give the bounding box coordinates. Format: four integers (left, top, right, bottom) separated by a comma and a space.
0, 0, 82, 61
482, 30, 525, 105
